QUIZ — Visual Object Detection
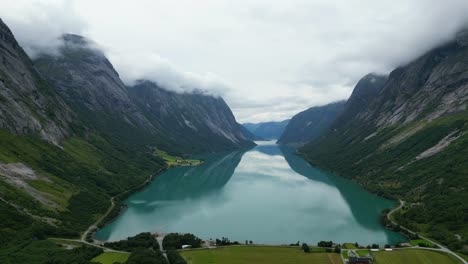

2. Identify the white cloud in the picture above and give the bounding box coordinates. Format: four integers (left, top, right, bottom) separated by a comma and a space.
1, 0, 468, 122
0, 0, 86, 58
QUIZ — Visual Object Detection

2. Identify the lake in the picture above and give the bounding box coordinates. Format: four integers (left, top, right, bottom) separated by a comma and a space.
96, 141, 405, 245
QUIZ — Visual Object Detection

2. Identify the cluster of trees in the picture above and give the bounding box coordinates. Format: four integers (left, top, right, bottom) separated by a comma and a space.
104, 232, 159, 252
162, 233, 202, 250
125, 249, 168, 264
44, 246, 103, 264
215, 237, 241, 246
301, 243, 340, 254
167, 250, 187, 264
317, 241, 334, 247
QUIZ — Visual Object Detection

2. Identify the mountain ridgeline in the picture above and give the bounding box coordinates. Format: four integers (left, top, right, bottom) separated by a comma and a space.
0, 18, 253, 263
34, 34, 253, 153
277, 101, 346, 146
242, 119, 289, 140
300, 31, 468, 250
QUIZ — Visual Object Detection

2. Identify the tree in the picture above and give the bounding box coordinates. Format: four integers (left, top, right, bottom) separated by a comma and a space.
334, 245, 341, 253
301, 243, 310, 253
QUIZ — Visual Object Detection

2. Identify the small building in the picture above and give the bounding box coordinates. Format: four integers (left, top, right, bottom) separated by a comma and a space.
348, 257, 373, 264
182, 245, 192, 249
370, 248, 379, 252
385, 248, 393, 251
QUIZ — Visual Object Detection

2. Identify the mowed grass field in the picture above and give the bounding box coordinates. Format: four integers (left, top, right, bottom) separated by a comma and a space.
180, 246, 342, 264
91, 252, 129, 264
372, 249, 462, 264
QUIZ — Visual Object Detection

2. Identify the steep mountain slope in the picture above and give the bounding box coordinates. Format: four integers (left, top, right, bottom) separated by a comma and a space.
0, 18, 73, 145
243, 119, 290, 140
34, 35, 253, 153
277, 101, 346, 146
300, 31, 468, 250
0, 19, 167, 263
128, 81, 254, 152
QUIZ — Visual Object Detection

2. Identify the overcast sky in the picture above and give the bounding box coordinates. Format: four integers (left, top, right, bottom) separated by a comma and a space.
2, 0, 468, 123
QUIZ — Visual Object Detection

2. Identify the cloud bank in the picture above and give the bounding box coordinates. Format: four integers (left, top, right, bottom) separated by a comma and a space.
2, 0, 468, 122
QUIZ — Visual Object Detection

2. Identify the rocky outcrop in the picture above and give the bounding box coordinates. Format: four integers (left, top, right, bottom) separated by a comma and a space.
0, 18, 72, 144
277, 101, 345, 146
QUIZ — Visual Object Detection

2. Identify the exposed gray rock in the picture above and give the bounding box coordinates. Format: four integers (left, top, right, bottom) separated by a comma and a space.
0, 18, 72, 145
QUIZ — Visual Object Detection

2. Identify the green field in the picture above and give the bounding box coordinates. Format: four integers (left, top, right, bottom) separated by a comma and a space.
409, 239, 435, 247
154, 149, 202, 166
91, 252, 129, 264
372, 249, 462, 264
180, 246, 342, 264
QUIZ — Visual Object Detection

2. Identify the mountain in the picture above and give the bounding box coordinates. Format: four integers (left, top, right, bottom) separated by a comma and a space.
277, 101, 346, 146
0, 19, 252, 263
239, 124, 265, 141
127, 81, 254, 152
0, 19, 73, 145
34, 34, 253, 153
243, 119, 290, 140
300, 31, 468, 250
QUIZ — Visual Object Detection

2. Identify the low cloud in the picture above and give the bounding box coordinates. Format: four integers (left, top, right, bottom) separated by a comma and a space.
2, 0, 468, 122
0, 0, 86, 58
108, 52, 230, 95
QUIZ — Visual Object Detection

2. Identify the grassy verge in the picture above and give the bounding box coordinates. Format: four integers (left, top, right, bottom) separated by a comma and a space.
180, 246, 342, 264
410, 239, 435, 247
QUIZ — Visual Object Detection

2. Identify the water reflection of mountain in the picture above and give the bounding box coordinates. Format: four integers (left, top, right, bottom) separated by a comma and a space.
129, 150, 248, 202
254, 142, 283, 156
280, 145, 399, 239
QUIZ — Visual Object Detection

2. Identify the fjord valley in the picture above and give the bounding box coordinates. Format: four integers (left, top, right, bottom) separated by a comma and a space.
1, 1, 468, 264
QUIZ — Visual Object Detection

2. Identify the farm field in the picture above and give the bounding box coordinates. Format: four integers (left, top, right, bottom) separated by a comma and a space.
91, 252, 129, 264
372, 249, 462, 264
180, 246, 342, 264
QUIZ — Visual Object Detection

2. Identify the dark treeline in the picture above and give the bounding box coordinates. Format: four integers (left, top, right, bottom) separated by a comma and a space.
125, 249, 168, 264
104, 232, 159, 252
167, 250, 187, 264
162, 233, 202, 250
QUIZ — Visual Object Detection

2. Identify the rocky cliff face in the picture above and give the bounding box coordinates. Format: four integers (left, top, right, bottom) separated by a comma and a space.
128, 81, 254, 152
277, 101, 345, 146
301, 32, 468, 247
0, 18, 72, 145
34, 34, 156, 141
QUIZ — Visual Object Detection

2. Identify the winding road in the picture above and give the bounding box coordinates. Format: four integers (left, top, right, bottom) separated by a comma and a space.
387, 200, 467, 264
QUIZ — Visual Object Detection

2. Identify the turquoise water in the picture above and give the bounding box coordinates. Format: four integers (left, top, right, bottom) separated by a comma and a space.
96, 141, 405, 245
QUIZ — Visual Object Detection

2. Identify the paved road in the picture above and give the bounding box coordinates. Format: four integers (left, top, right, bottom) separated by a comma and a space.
387, 200, 467, 264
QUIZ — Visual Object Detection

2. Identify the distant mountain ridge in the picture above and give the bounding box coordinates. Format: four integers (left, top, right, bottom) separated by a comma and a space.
242, 119, 290, 140
277, 101, 346, 146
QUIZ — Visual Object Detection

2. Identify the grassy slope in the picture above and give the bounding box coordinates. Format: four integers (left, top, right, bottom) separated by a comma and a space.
301, 113, 468, 249
372, 249, 462, 264
180, 246, 342, 264
0, 129, 166, 263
